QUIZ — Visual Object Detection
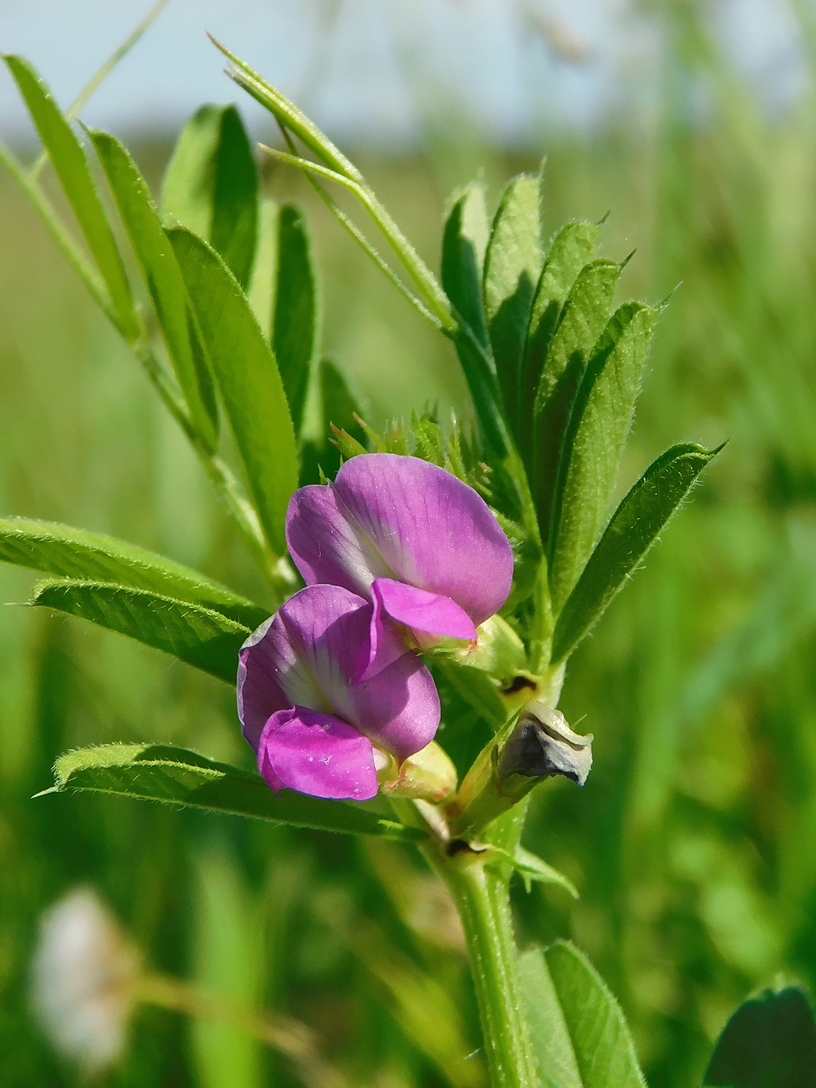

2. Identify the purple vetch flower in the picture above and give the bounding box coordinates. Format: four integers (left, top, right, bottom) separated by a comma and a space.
286, 454, 514, 677
237, 583, 440, 801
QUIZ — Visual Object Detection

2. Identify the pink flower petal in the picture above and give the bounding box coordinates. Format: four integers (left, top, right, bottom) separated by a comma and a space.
286, 454, 514, 625
373, 577, 477, 641
238, 584, 440, 764
258, 707, 378, 800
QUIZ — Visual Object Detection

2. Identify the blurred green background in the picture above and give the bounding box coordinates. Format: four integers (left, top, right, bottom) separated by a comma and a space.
3, 1, 816, 1085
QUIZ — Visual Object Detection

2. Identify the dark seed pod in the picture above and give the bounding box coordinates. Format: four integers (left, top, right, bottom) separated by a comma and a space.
497, 701, 593, 785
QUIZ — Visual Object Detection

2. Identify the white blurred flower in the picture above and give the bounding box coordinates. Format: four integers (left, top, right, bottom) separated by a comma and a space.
30, 886, 140, 1075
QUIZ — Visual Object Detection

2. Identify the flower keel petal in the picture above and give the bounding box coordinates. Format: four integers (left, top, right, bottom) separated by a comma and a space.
258, 707, 378, 800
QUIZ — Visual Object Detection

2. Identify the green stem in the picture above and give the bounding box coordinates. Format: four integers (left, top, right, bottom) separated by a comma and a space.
398, 797, 537, 1088
441, 854, 537, 1088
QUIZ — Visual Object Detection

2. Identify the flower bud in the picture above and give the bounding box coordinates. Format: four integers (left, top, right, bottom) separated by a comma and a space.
450, 701, 593, 839
497, 702, 593, 786
380, 740, 457, 803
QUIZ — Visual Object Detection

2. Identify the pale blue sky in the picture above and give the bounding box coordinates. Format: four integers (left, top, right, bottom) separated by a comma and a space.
0, 0, 807, 146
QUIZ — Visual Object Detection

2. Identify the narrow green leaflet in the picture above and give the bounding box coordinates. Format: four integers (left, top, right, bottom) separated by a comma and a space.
4, 56, 137, 338
442, 181, 490, 348
552, 443, 719, 662
0, 516, 267, 629
161, 103, 259, 288
210, 106, 258, 289
525, 220, 601, 383
90, 130, 219, 451
486, 845, 578, 897
548, 302, 658, 613
247, 199, 278, 338
535, 260, 622, 409
519, 942, 646, 1088
169, 227, 298, 557
30, 579, 249, 684
702, 986, 816, 1088
483, 174, 543, 433
43, 743, 425, 841
441, 183, 506, 460
274, 204, 318, 434
529, 258, 622, 538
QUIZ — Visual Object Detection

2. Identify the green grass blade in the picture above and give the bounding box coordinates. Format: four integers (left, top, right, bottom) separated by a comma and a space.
168, 227, 298, 557
702, 986, 816, 1088
90, 130, 219, 451
0, 516, 268, 629
30, 579, 250, 683
519, 942, 646, 1087
483, 174, 543, 434
274, 204, 318, 434
4, 56, 137, 338
551, 443, 720, 662
45, 743, 426, 840
548, 302, 658, 613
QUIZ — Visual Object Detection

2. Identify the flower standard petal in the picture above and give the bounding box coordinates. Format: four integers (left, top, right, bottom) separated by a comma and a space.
285, 481, 384, 596
258, 707, 378, 800
287, 454, 514, 625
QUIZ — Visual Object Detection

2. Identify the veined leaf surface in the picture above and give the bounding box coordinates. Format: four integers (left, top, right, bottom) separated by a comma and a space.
30, 579, 250, 684
90, 130, 219, 450
552, 443, 719, 661
519, 941, 646, 1088
0, 516, 267, 629
44, 743, 425, 841
169, 227, 298, 557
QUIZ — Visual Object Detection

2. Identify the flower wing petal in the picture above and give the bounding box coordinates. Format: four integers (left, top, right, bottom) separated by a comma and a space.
258, 707, 378, 800
348, 648, 440, 763
333, 454, 514, 624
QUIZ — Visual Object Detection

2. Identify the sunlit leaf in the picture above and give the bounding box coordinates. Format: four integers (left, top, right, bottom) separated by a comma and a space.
274, 203, 318, 434
161, 103, 259, 288
552, 443, 719, 662
529, 259, 622, 538
524, 220, 601, 400
548, 302, 658, 612
30, 579, 249, 683
702, 986, 816, 1088
0, 516, 268, 629
169, 227, 298, 557
43, 743, 425, 840
4, 55, 137, 337
90, 130, 219, 450
519, 941, 646, 1088
483, 174, 543, 433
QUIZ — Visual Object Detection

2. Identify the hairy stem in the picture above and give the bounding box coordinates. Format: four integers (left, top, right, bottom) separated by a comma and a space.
441, 854, 537, 1088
